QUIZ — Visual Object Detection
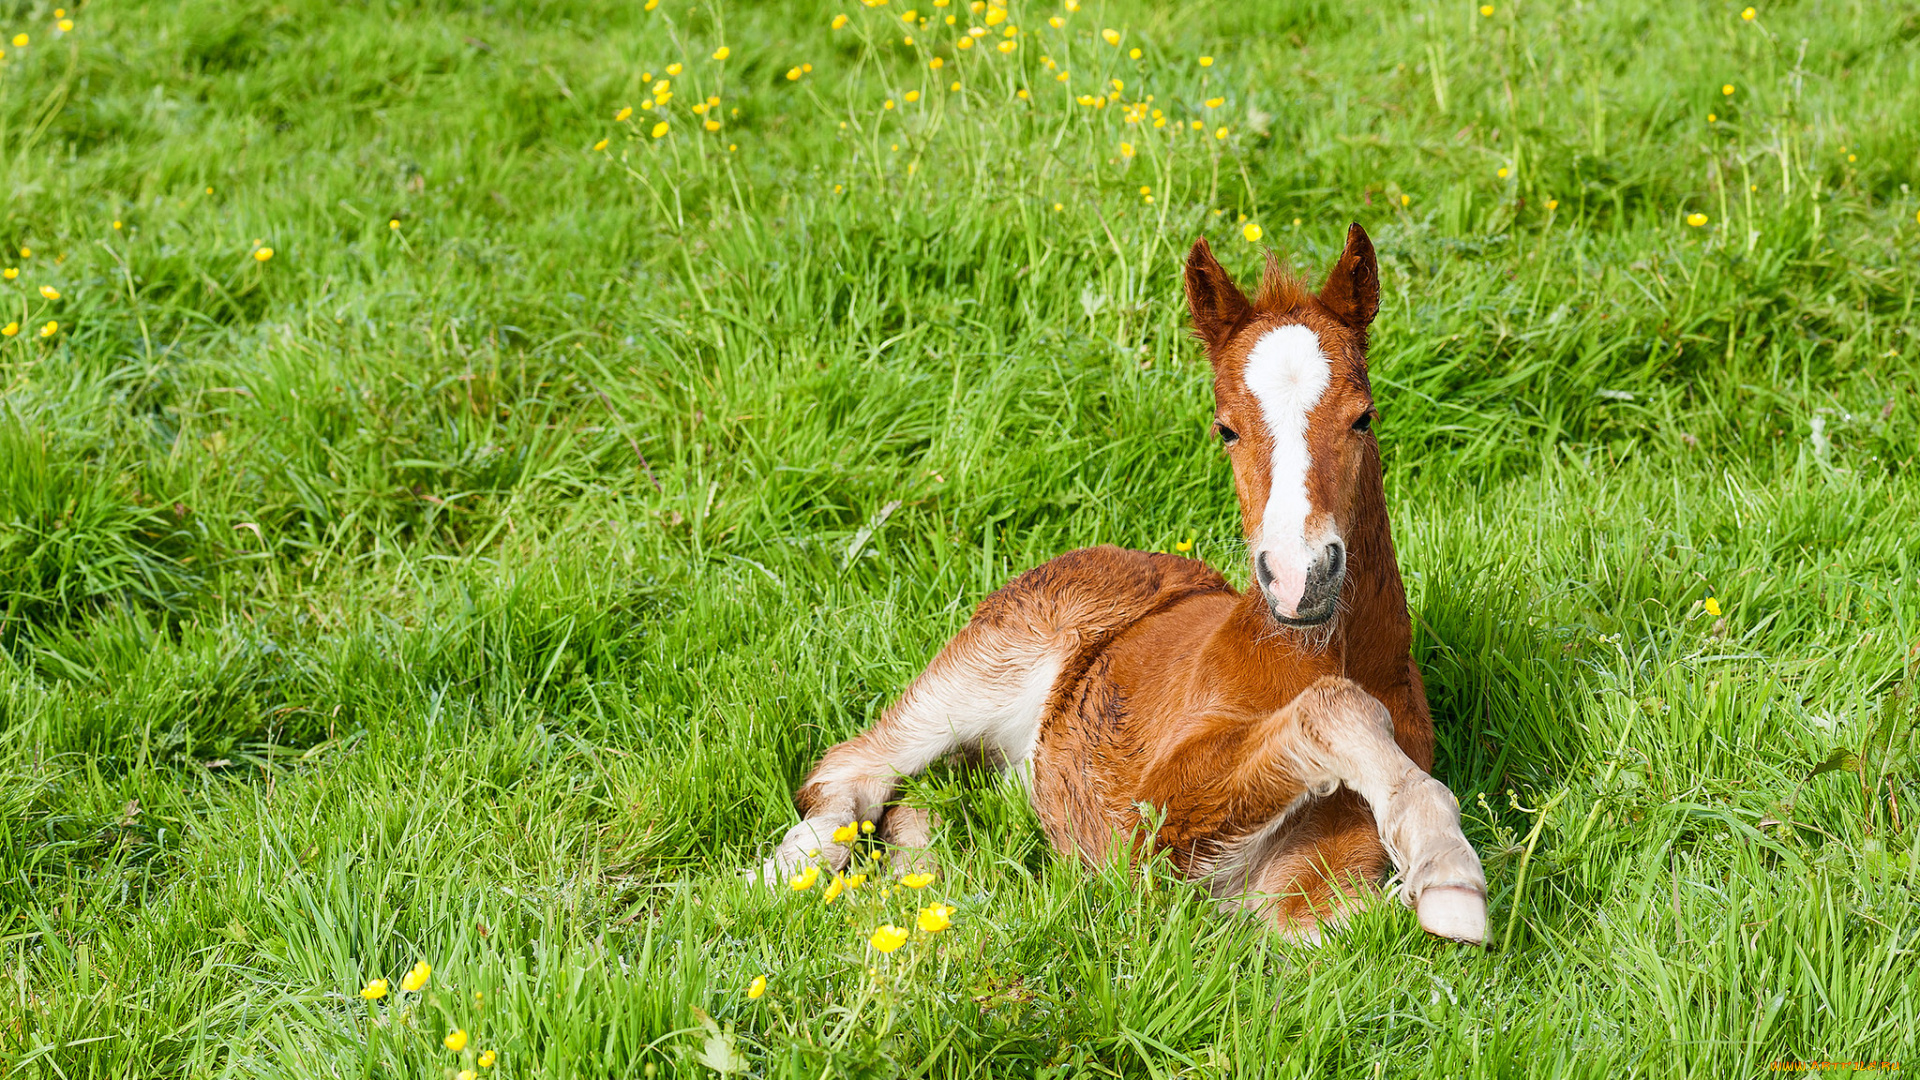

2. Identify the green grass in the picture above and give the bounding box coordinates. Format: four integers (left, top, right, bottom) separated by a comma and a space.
3, 0, 1918, 1075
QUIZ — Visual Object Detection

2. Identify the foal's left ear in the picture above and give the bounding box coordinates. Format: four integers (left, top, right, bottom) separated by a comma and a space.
1318, 222, 1380, 329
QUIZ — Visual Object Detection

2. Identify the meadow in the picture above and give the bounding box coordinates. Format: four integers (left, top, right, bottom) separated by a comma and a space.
2, 0, 1918, 1075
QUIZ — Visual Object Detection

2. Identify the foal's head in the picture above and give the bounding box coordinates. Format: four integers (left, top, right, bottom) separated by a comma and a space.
1184, 224, 1382, 628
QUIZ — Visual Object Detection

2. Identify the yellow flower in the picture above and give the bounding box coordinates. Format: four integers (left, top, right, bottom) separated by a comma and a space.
950, 80, 961, 91
478, 1050, 496, 1068
592, 138, 609, 151
1110, 78, 1124, 91
790, 865, 820, 890
902, 9, 918, 20
11, 33, 26, 47
666, 62, 682, 75
1129, 47, 1141, 58
1175, 538, 1192, 552
1687, 212, 1708, 227
787, 66, 803, 79
1016, 87, 1029, 99
1215, 126, 1228, 139
1497, 167, 1509, 179
651, 121, 669, 138
645, 0, 659, 9
996, 38, 1015, 52
1722, 84, 1734, 96
747, 976, 767, 1000
458, 1072, 477, 1080
1198, 55, 1212, 66
18, 247, 29, 258
114, 221, 122, 229
1052, 202, 1064, 211
38, 285, 58, 300
833, 13, 849, 27
905, 90, 920, 102
445, 1029, 469, 1053
616, 106, 633, 121
704, 119, 720, 131
1205, 96, 1223, 108
1704, 597, 1722, 617
1056, 71, 1068, 81
1076, 94, 1095, 106
1545, 199, 1558, 210
901, 871, 935, 888
1120, 141, 1134, 157
1190, 119, 1203, 130
359, 978, 389, 1000
985, 5, 1006, 25
254, 247, 274, 262
1400, 193, 1411, 206
956, 34, 973, 48
2, 268, 14, 279
1101, 28, 1119, 45
928, 56, 944, 68
1065, 0, 1079, 10
869, 925, 909, 952
822, 875, 848, 902
884, 98, 895, 109
1048, 15, 1062, 27
916, 903, 954, 933
1741, 6, 1756, 18
1708, 113, 1717, 123
711, 46, 730, 59
401, 961, 431, 992
1479, 4, 1492, 14
57, 19, 72, 31
1242, 222, 1262, 242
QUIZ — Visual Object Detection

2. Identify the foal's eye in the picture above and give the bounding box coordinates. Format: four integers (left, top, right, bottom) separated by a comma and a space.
1352, 412, 1375, 433
1215, 422, 1239, 445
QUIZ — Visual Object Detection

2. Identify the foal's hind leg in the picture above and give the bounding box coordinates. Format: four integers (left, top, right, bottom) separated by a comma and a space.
758, 619, 1066, 885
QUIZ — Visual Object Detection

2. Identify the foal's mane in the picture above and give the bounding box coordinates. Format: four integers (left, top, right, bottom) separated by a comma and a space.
1252, 252, 1312, 315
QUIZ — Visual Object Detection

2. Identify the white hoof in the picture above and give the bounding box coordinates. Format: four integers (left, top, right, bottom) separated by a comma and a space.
1416, 885, 1487, 945
754, 819, 849, 888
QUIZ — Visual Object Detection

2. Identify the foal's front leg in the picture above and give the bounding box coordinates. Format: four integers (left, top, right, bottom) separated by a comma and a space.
1144, 676, 1488, 943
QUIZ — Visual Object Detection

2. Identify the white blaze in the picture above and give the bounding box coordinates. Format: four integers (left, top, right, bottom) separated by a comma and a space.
1242, 324, 1331, 612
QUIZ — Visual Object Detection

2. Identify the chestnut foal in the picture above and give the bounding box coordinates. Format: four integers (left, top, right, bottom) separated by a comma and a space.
763, 225, 1488, 944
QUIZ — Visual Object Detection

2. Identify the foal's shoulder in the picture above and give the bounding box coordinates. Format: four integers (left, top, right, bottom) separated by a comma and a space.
973, 545, 1232, 634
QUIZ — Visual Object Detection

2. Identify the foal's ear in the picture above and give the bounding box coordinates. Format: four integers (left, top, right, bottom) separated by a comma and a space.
1318, 222, 1380, 329
1184, 237, 1253, 354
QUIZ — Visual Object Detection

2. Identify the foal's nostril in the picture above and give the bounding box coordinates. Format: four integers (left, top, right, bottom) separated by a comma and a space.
1325, 541, 1346, 577
1255, 551, 1276, 593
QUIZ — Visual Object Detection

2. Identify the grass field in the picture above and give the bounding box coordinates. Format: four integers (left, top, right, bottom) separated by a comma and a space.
3, 0, 1919, 1075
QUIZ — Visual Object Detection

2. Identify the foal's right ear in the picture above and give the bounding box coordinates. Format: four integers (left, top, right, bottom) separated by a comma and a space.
1184, 237, 1253, 355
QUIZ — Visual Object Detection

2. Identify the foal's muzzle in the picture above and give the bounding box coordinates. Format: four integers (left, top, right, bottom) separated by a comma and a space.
1257, 540, 1346, 626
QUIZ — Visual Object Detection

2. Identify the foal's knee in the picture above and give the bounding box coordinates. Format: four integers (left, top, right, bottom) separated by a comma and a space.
1293, 676, 1394, 745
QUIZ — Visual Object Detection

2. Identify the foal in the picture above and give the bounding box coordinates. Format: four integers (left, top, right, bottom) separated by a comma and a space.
763, 225, 1488, 944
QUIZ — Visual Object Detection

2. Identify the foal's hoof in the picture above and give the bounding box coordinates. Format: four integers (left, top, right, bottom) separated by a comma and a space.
1415, 885, 1487, 945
